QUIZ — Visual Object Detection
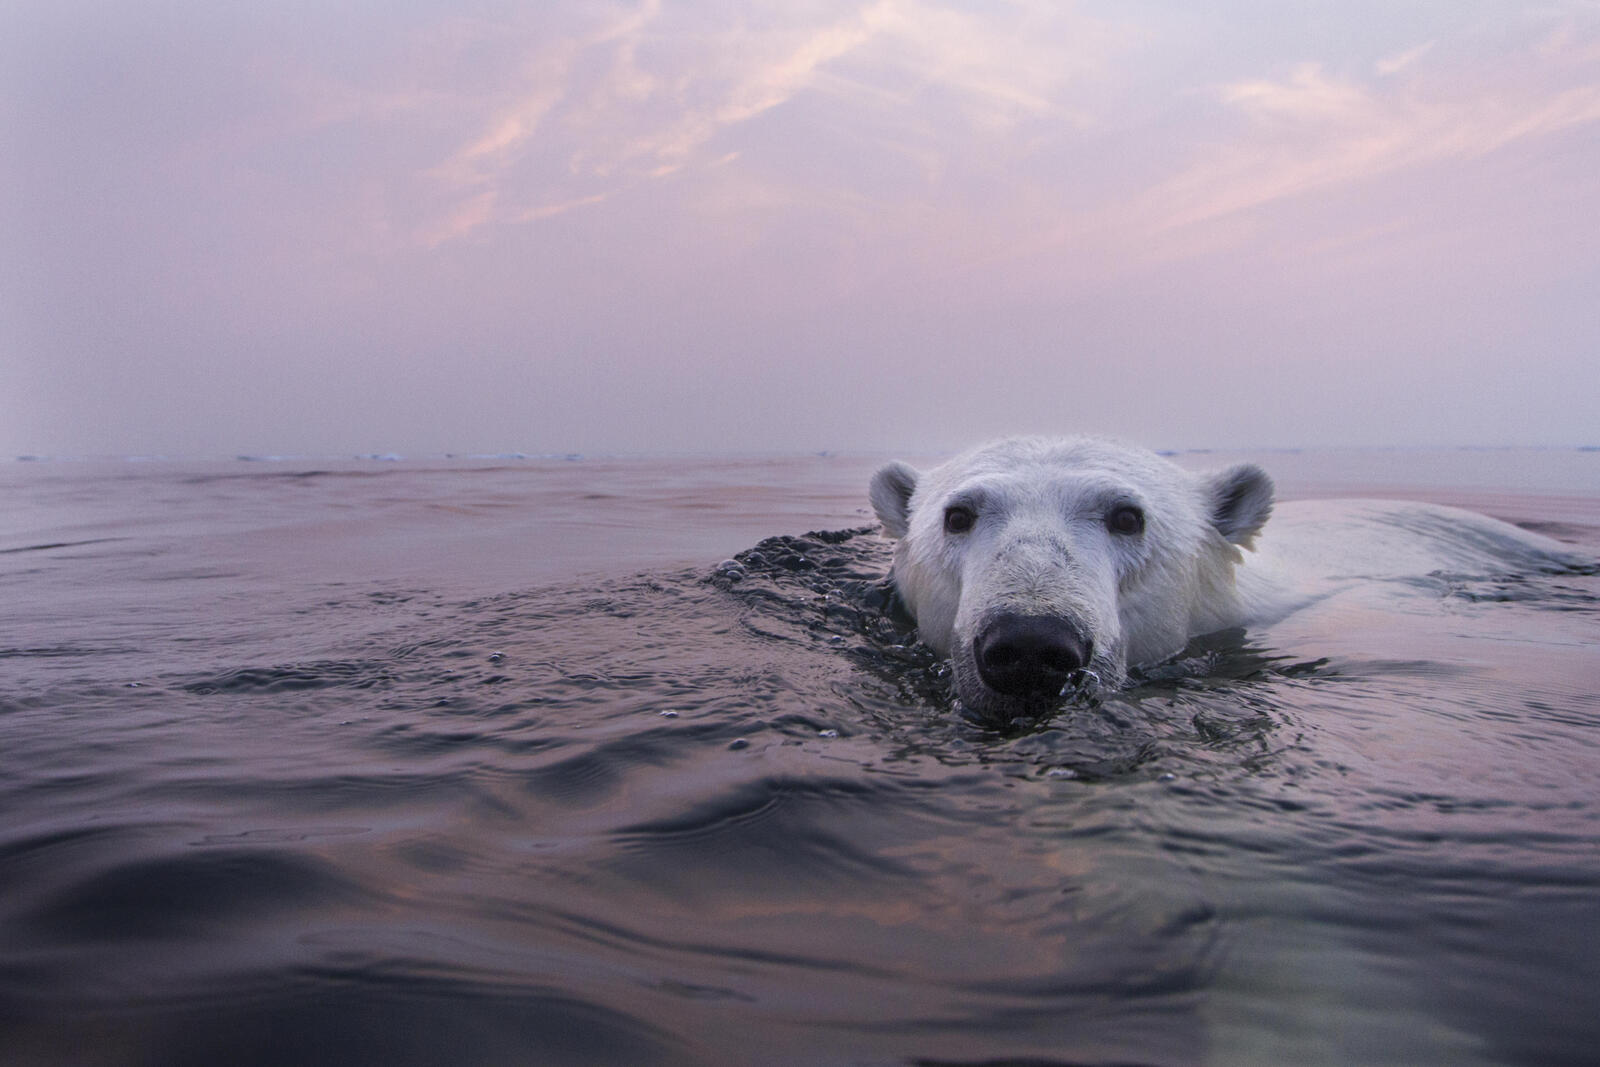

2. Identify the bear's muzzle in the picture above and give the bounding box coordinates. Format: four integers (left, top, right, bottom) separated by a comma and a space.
973, 613, 1094, 701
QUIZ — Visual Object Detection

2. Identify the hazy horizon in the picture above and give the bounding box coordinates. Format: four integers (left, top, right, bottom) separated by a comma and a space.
6, 2, 1598, 458
10, 443, 1598, 467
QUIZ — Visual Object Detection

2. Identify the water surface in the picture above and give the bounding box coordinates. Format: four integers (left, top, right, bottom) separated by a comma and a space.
2, 449, 1597, 1066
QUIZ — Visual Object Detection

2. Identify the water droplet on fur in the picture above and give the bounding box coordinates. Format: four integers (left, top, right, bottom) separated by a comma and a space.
1046, 767, 1077, 779
818, 729, 839, 739
728, 738, 749, 750
488, 651, 504, 663
658, 709, 679, 718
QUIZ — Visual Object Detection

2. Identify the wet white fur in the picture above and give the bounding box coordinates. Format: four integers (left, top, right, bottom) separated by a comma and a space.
871, 437, 1276, 699
869, 436, 1576, 707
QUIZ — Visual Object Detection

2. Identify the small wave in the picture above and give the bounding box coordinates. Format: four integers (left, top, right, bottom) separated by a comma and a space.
19, 847, 376, 941
184, 660, 398, 694
0, 537, 127, 555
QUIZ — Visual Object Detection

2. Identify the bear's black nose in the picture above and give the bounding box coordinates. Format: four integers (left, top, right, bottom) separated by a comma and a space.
974, 614, 1092, 698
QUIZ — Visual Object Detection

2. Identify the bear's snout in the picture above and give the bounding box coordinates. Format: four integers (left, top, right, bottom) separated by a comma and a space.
973, 614, 1093, 699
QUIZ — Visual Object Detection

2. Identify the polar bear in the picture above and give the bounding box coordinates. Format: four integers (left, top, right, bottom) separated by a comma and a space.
869, 436, 1581, 721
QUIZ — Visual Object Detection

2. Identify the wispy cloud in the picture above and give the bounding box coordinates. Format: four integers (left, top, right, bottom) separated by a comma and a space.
418, 188, 498, 248
258, 0, 1599, 274
1136, 22, 1600, 235
413, 0, 1108, 243
514, 192, 610, 224
1375, 41, 1435, 77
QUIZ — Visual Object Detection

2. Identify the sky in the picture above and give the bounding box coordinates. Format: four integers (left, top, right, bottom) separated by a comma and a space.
4, 0, 1598, 457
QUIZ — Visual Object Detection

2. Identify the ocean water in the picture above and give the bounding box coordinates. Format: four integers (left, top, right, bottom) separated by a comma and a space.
1, 448, 1597, 1067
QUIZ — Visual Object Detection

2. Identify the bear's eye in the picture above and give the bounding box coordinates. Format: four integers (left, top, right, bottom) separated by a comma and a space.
1106, 505, 1145, 536
943, 505, 977, 535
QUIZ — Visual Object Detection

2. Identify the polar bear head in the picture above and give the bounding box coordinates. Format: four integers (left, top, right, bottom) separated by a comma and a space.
869, 436, 1273, 721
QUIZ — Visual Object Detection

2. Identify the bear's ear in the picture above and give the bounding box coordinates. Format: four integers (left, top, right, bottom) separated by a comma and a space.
869, 461, 919, 539
1205, 463, 1273, 549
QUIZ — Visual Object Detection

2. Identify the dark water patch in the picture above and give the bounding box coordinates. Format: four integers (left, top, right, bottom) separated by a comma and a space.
614, 773, 894, 837
712, 526, 910, 627
516, 733, 685, 807
489, 893, 916, 985
913, 1060, 1152, 1067
386, 636, 462, 659
178, 466, 399, 486
605, 776, 924, 901
148, 567, 243, 581
0, 967, 697, 1067
184, 659, 398, 694
195, 825, 372, 846
1433, 567, 1600, 609
19, 848, 376, 943
712, 527, 963, 727
0, 824, 184, 915
87, 766, 500, 824
0, 537, 128, 555
1519, 699, 1600, 730
0, 645, 143, 659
